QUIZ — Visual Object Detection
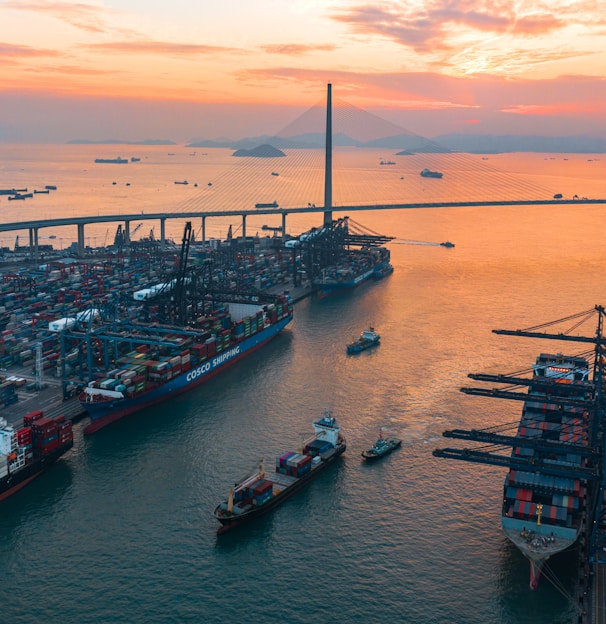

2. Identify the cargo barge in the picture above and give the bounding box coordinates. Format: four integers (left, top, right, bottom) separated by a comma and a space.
1, 411, 73, 502
214, 411, 346, 533
79, 294, 293, 434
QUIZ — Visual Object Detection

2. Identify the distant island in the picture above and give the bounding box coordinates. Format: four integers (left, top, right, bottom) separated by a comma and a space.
66, 134, 606, 154
232, 144, 286, 158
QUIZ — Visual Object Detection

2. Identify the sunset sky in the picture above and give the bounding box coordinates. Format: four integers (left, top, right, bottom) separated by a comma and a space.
1, 0, 605, 143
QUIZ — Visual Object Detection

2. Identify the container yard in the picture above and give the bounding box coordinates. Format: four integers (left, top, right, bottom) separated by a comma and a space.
0, 232, 304, 431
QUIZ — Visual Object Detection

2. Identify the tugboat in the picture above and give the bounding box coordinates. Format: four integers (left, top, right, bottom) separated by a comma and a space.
361, 429, 401, 462
347, 327, 380, 354
214, 411, 346, 533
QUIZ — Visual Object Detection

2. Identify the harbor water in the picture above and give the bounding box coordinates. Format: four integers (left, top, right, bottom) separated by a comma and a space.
1, 146, 606, 623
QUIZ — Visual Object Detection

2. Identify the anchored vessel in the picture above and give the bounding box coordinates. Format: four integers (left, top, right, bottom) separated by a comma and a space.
94, 157, 128, 164
433, 307, 605, 589
347, 327, 380, 353
214, 411, 346, 533
361, 431, 401, 461
1, 411, 73, 502
80, 294, 293, 434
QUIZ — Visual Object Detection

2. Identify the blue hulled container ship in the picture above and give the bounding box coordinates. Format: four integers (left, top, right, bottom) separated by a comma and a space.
79, 294, 293, 434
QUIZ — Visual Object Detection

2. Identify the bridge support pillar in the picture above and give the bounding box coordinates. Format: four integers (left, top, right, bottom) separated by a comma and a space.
124, 221, 130, 246
281, 212, 287, 238
242, 215, 246, 240
160, 219, 166, 248
201, 216, 206, 243
77, 224, 85, 257
29, 227, 40, 261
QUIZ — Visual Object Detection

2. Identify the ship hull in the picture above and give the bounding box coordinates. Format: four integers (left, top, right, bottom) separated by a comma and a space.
81, 314, 292, 434
0, 442, 73, 502
214, 444, 346, 533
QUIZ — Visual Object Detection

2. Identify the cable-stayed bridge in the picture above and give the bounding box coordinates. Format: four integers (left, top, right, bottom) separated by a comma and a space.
1, 84, 604, 254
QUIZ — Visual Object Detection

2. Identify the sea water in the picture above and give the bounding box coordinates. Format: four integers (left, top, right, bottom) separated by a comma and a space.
0, 146, 605, 623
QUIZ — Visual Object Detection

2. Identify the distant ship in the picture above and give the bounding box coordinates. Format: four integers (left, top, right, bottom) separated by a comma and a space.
1, 412, 73, 502
380, 160, 396, 165
214, 411, 346, 533
255, 201, 279, 209
420, 168, 443, 178
95, 157, 128, 164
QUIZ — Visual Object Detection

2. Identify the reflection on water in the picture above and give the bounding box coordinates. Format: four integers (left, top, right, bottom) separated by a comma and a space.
0, 146, 604, 623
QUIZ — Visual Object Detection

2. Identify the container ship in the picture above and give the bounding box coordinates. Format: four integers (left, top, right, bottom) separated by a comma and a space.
314, 247, 392, 298
1, 411, 74, 502
214, 411, 346, 533
501, 353, 590, 588
433, 306, 603, 589
79, 294, 293, 434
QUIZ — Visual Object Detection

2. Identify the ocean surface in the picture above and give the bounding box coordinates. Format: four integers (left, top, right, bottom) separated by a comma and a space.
1, 145, 606, 624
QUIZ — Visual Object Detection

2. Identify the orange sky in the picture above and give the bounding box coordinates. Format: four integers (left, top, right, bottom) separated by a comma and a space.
1, 0, 605, 142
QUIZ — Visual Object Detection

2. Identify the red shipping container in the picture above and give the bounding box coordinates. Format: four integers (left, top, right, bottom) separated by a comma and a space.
23, 410, 44, 426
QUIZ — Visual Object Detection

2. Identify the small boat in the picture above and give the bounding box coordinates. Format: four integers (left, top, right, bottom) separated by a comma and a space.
174, 180, 189, 185
130, 157, 141, 162
255, 201, 279, 209
33, 189, 50, 194
45, 185, 57, 190
420, 168, 443, 178
361, 430, 401, 462
214, 411, 346, 533
95, 157, 128, 164
347, 327, 380, 353
271, 172, 279, 176
380, 160, 396, 165
440, 241, 455, 248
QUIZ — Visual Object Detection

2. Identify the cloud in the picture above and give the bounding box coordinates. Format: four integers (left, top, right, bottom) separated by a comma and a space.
0, 42, 61, 58
260, 43, 337, 56
328, 1, 573, 52
84, 40, 242, 57
3, 0, 111, 34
